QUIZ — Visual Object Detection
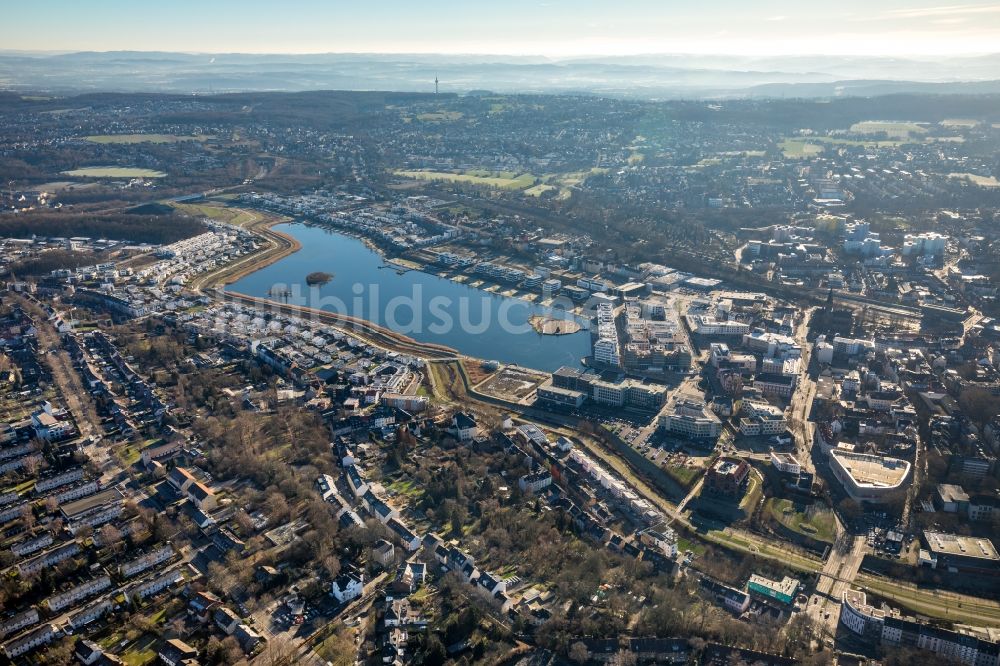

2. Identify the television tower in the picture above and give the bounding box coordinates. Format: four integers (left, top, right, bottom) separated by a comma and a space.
435, 75, 439, 94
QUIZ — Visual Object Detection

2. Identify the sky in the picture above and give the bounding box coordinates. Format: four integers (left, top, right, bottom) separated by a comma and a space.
6, 0, 1000, 57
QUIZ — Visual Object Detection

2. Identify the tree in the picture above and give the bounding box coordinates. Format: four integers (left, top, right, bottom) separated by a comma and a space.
568, 639, 590, 663
958, 388, 1000, 429
258, 635, 295, 666
98, 524, 124, 555
19, 504, 35, 531
36, 636, 74, 665
837, 498, 862, 524
420, 634, 447, 666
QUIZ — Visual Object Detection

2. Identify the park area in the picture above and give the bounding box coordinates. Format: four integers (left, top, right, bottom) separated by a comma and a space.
765, 498, 836, 543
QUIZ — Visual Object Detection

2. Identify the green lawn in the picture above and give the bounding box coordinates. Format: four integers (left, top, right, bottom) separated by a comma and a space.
677, 536, 707, 556
386, 478, 424, 500
766, 498, 836, 542
121, 634, 158, 666
664, 461, 701, 487
739, 472, 763, 513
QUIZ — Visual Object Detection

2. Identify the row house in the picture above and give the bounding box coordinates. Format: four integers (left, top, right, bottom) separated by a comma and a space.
125, 569, 183, 603
17, 541, 81, 576
0, 609, 39, 640
10, 532, 54, 558
120, 544, 175, 578
46, 575, 112, 612
68, 599, 113, 630
2, 623, 56, 659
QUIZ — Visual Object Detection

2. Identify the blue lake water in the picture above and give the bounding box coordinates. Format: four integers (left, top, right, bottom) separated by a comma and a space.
226, 223, 590, 372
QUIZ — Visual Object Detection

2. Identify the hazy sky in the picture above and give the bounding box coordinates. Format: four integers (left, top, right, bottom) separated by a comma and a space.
7, 0, 1000, 56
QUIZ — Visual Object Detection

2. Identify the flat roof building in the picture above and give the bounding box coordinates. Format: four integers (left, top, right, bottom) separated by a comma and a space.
704, 457, 750, 497
829, 450, 910, 502
747, 574, 799, 605
921, 531, 999, 573
660, 396, 721, 439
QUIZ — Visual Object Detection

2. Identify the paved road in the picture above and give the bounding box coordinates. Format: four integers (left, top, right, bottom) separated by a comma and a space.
807, 533, 867, 639
13, 296, 101, 439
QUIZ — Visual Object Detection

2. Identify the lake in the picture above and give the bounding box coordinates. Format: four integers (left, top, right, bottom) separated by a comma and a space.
226, 223, 591, 372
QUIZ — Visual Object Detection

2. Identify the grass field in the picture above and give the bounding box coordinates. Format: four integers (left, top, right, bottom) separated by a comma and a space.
849, 121, 927, 138
664, 461, 702, 487
766, 498, 836, 542
170, 201, 268, 225
395, 166, 608, 199
83, 134, 213, 144
948, 172, 1000, 188
940, 119, 979, 128
63, 166, 166, 178
780, 135, 907, 158
394, 169, 537, 190
779, 139, 825, 158
524, 183, 556, 196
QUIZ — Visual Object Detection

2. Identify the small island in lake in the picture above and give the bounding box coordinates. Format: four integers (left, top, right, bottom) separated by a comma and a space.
529, 315, 582, 335
305, 271, 333, 285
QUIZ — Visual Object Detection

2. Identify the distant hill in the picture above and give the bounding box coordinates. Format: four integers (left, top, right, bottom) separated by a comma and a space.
1, 51, 999, 99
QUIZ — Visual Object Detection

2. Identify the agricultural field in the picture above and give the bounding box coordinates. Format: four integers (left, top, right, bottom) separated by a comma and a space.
393, 169, 537, 190
62, 166, 167, 178
33, 180, 98, 191
948, 172, 1000, 188
939, 118, 979, 128
780, 135, 907, 158
83, 133, 213, 144
544, 167, 609, 198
